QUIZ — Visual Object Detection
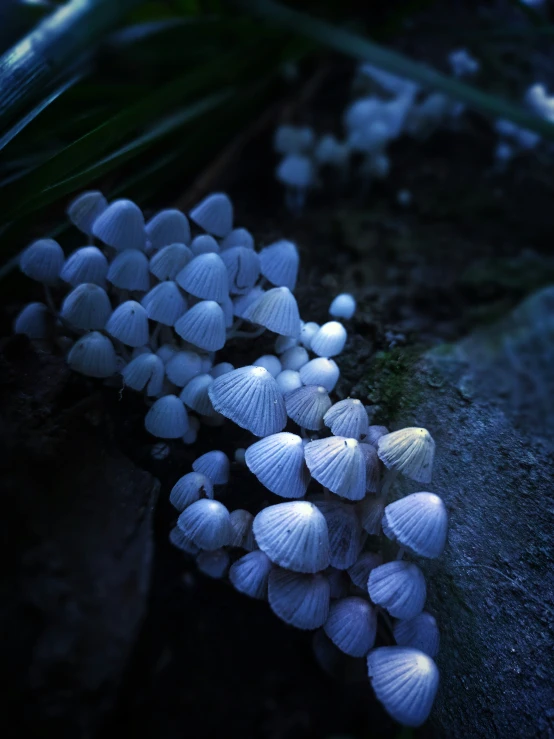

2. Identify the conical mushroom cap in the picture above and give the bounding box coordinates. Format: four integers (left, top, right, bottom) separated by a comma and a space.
323, 398, 369, 440
285, 385, 331, 431
383, 492, 448, 559
314, 499, 363, 570
393, 612, 440, 658
347, 551, 383, 589
229, 550, 272, 600
177, 498, 232, 550
176, 252, 229, 302
243, 286, 301, 338
324, 596, 377, 657
92, 198, 146, 251
304, 436, 366, 501
189, 192, 233, 237
67, 191, 108, 236
368, 561, 426, 620
377, 427, 435, 483
146, 209, 190, 250
174, 301, 226, 351
245, 432, 310, 499
268, 569, 330, 630
367, 647, 439, 727
259, 239, 299, 290
253, 501, 330, 573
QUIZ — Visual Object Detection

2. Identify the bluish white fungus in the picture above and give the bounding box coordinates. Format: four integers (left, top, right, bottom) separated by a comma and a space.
324, 596, 377, 657
344, 97, 382, 133
358, 62, 418, 96
358, 497, 385, 535
149, 243, 193, 281
189, 192, 233, 237
329, 293, 356, 320
208, 365, 287, 437
61, 246, 108, 287
180, 374, 217, 417
107, 249, 150, 291
141, 281, 187, 325
176, 251, 228, 302
190, 234, 220, 256
196, 549, 230, 579
274, 124, 314, 155
276, 153, 314, 189
232, 286, 265, 319
92, 198, 146, 251
145, 209, 191, 251
144, 394, 189, 438
67, 331, 117, 378
169, 471, 214, 512
326, 568, 349, 600
245, 432, 310, 499
347, 551, 383, 589
220, 227, 254, 251
210, 362, 234, 379
259, 240, 299, 291
323, 398, 369, 441
177, 498, 232, 550
397, 189, 412, 207
14, 302, 51, 339
348, 120, 390, 154
253, 354, 282, 378
393, 612, 440, 658
276, 369, 302, 395
174, 301, 226, 351
280, 346, 309, 371
192, 450, 230, 485
20, 239, 64, 284
169, 525, 200, 555
314, 499, 363, 570
299, 321, 319, 350
377, 427, 435, 484
182, 415, 200, 445
67, 191, 108, 236
314, 134, 350, 168
299, 357, 340, 392
165, 350, 202, 386
121, 352, 165, 396
367, 647, 439, 728
268, 569, 330, 630
367, 561, 426, 620
360, 443, 380, 493
366, 425, 389, 447
60, 283, 112, 330
221, 246, 260, 295
253, 501, 330, 573
448, 48, 480, 78
274, 333, 298, 354
229, 509, 255, 549
304, 437, 366, 501
229, 551, 272, 600
525, 83, 554, 122
243, 286, 301, 338
234, 448, 246, 466
383, 492, 448, 559
105, 300, 149, 347
285, 385, 332, 431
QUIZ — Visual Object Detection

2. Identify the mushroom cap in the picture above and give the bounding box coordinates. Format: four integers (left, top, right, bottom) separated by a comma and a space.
276, 369, 302, 395
347, 551, 383, 589
366, 425, 389, 447
141, 281, 187, 325
310, 321, 347, 358
169, 525, 200, 555
245, 432, 310, 499
210, 362, 234, 379
149, 243, 193, 281
220, 227, 254, 251
285, 385, 332, 431
189, 192, 233, 237
243, 286, 301, 338
174, 300, 226, 351
190, 233, 220, 256
107, 248, 150, 291
357, 496, 384, 535
276, 154, 315, 188
367, 647, 439, 727
92, 198, 146, 251
67, 331, 117, 378
221, 246, 260, 295
121, 352, 164, 396
14, 302, 51, 339
253, 501, 330, 573
180, 374, 217, 417
259, 239, 299, 291
393, 612, 440, 658
67, 190, 108, 236
299, 321, 319, 350
144, 395, 189, 439
368, 561, 426, 620
192, 450, 230, 485
229, 509, 255, 549
20, 239, 64, 284
329, 293, 356, 320
299, 357, 340, 392
268, 568, 330, 630
324, 398, 369, 441
61, 246, 108, 288
304, 436, 366, 502
253, 354, 282, 378
146, 208, 191, 250
383, 492, 448, 559
61, 283, 112, 331
232, 286, 265, 319
360, 443, 380, 493
196, 549, 230, 579
105, 300, 149, 347
314, 499, 364, 570
175, 252, 229, 303
165, 350, 203, 387
274, 333, 298, 354
377, 427, 435, 483
280, 346, 309, 372
229, 551, 272, 600
169, 471, 214, 512
177, 498, 232, 551
324, 596, 377, 657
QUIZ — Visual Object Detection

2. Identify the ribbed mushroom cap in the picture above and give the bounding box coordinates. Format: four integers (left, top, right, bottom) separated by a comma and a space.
324, 596, 377, 657
208, 365, 287, 437
311, 321, 347, 358
233, 286, 265, 319
61, 283, 112, 330
367, 647, 439, 727
276, 369, 302, 395
67, 332, 117, 378
329, 293, 356, 320
366, 425, 389, 447
121, 353, 164, 396
189, 192, 233, 237
221, 246, 260, 295
67, 191, 108, 236
61, 246, 108, 287
347, 551, 383, 589
280, 346, 309, 372
192, 450, 230, 485
165, 350, 202, 387
196, 549, 230, 579
191, 234, 220, 256
107, 249, 150, 291
105, 300, 149, 347
393, 612, 440, 658
285, 385, 332, 431
245, 432, 310, 499
20, 239, 64, 284
268, 569, 330, 630
220, 227, 254, 251
243, 287, 301, 338
92, 199, 146, 251
368, 561, 426, 620
377, 427, 435, 483
177, 498, 232, 550
274, 334, 298, 354
176, 252, 229, 302
229, 509, 255, 549
144, 395, 189, 439
149, 243, 193, 281
141, 281, 187, 325
170, 471, 214, 512
383, 492, 448, 559
360, 443, 380, 493
14, 302, 51, 339
304, 437, 366, 501
210, 362, 234, 379
299, 321, 319, 350
180, 374, 217, 417
324, 398, 369, 441
174, 300, 226, 351
299, 357, 340, 392
314, 499, 363, 570
357, 497, 384, 535
146, 209, 191, 250
253, 354, 282, 378
169, 525, 200, 555
230, 550, 272, 600
259, 240, 299, 291
253, 501, 330, 573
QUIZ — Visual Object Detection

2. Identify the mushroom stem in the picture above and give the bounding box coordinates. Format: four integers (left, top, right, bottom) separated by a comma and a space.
43, 285, 57, 314
396, 546, 405, 561
379, 468, 399, 500
226, 326, 266, 340
149, 322, 162, 350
